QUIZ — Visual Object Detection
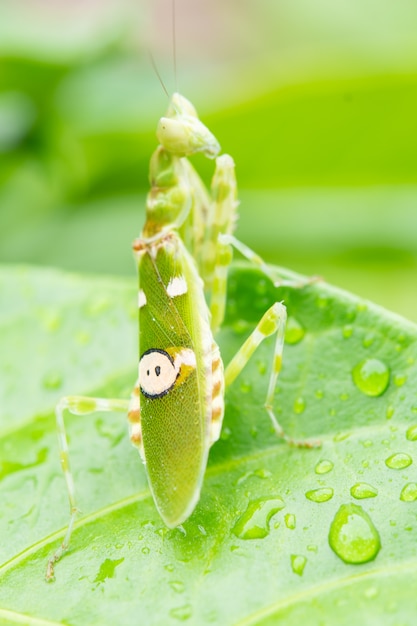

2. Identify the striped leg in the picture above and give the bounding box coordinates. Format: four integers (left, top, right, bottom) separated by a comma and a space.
224, 303, 318, 447
46, 395, 130, 581
210, 233, 282, 334
219, 233, 317, 288
218, 234, 275, 281
209, 237, 233, 333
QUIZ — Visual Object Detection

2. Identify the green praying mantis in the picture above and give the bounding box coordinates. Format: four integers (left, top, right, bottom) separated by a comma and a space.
46, 91, 316, 581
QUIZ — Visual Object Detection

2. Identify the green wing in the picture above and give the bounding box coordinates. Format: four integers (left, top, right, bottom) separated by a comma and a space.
138, 233, 213, 527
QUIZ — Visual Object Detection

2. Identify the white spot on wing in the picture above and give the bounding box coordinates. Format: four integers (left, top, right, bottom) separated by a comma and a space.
173, 348, 196, 369
138, 289, 147, 308
166, 275, 188, 298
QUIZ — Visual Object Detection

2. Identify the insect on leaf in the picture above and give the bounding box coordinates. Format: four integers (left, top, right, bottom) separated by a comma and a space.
1, 264, 417, 625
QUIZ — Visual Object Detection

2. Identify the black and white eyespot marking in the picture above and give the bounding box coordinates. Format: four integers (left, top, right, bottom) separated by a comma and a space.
139, 348, 179, 399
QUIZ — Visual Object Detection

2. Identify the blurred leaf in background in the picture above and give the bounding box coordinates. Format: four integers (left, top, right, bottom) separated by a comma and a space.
0, 0, 416, 320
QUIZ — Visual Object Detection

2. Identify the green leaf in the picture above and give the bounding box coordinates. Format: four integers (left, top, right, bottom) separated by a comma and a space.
0, 263, 417, 625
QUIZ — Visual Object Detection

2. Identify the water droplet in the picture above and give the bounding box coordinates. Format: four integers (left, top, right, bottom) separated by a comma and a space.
328, 504, 381, 564
0, 447, 48, 480
345, 308, 356, 321
128, 303, 137, 319
342, 325, 353, 339
290, 554, 306, 576
220, 427, 231, 441
316, 295, 329, 309
94, 557, 124, 583
305, 487, 334, 503
362, 333, 375, 348
75, 330, 91, 346
385, 453, 412, 470
315, 459, 334, 475
232, 496, 285, 540
42, 310, 62, 332
42, 372, 63, 390
400, 483, 417, 502
169, 604, 192, 621
240, 381, 252, 394
254, 468, 272, 479
237, 468, 271, 485
406, 425, 417, 441
170, 581, 185, 593
334, 431, 351, 442
307, 544, 318, 553
352, 358, 390, 397
284, 513, 296, 529
350, 483, 378, 499
394, 373, 407, 387
293, 397, 305, 414
386, 405, 394, 420
315, 389, 324, 399
228, 277, 238, 295
257, 360, 267, 376
227, 298, 237, 318
141, 546, 150, 555
86, 295, 111, 316
232, 320, 250, 335
236, 471, 252, 485
364, 585, 379, 599
339, 392, 349, 401
206, 610, 219, 623
285, 317, 305, 345
256, 279, 268, 296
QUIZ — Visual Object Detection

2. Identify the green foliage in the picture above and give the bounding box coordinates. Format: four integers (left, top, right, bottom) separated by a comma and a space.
0, 2, 416, 320
1, 263, 417, 625
1, 2, 417, 621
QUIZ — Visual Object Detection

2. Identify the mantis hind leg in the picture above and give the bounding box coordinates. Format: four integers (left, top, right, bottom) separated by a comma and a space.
46, 395, 130, 581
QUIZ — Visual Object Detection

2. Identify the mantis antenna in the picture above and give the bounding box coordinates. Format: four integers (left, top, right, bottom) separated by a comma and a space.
172, 0, 178, 92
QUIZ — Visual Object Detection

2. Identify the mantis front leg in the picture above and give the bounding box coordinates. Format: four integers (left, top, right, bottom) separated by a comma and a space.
224, 302, 319, 448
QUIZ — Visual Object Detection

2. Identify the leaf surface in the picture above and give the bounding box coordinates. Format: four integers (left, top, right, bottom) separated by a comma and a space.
0, 264, 416, 626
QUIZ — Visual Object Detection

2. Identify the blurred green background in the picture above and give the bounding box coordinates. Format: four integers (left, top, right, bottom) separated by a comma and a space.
1, 0, 416, 321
